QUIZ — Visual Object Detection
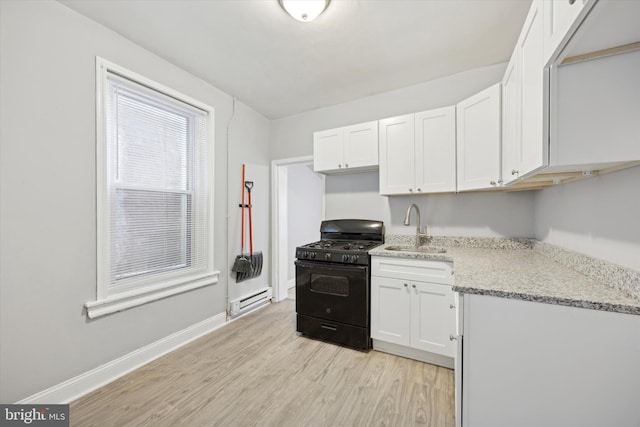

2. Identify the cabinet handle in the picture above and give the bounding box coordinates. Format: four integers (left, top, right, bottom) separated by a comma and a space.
417, 188, 422, 192
409, 188, 413, 192
338, 164, 342, 168
450, 304, 455, 309
511, 169, 519, 175
498, 179, 503, 185
569, 0, 576, 4
345, 163, 349, 168
403, 283, 408, 287
450, 334, 457, 341
412, 284, 416, 288
490, 180, 497, 186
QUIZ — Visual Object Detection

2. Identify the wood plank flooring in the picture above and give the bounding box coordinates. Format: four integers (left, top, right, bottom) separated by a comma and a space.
70, 300, 455, 426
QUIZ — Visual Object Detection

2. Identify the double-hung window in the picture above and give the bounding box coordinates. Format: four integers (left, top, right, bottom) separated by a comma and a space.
86, 58, 217, 318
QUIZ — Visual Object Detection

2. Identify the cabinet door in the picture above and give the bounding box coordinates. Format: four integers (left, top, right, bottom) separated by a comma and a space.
554, 49, 640, 165
379, 114, 415, 195
519, 0, 548, 178
501, 50, 521, 186
415, 106, 456, 193
313, 128, 344, 172
410, 282, 456, 357
543, 0, 587, 64
456, 83, 502, 191
371, 276, 411, 346
343, 121, 378, 170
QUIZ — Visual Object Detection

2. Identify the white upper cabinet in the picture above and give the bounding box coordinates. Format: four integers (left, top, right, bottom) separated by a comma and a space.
415, 107, 457, 193
501, 51, 521, 186
379, 114, 415, 195
543, 0, 590, 64
343, 122, 379, 169
553, 48, 640, 167
503, 0, 640, 188
313, 128, 343, 172
456, 83, 502, 191
503, 0, 549, 185
379, 107, 456, 196
519, 0, 547, 179
313, 121, 378, 174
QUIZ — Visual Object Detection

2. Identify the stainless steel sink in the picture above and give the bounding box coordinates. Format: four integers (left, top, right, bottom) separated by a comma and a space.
384, 245, 447, 254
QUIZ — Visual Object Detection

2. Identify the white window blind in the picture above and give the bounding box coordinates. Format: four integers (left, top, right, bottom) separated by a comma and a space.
87, 59, 217, 318
105, 72, 210, 294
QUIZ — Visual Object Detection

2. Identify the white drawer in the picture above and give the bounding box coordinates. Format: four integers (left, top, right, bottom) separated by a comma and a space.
371, 256, 454, 284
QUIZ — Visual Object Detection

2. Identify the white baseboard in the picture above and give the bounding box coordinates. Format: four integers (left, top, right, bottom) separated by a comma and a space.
372, 339, 455, 369
17, 312, 227, 404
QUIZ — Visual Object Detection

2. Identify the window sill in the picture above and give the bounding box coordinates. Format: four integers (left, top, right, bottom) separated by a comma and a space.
85, 271, 220, 319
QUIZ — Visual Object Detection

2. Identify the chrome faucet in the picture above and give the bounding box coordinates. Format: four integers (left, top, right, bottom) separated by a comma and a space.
404, 204, 427, 248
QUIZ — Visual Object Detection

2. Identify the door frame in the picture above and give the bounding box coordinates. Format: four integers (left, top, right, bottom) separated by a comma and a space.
270, 156, 323, 302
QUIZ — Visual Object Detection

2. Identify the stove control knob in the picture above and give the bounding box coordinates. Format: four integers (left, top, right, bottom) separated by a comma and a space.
341, 254, 349, 262
310, 252, 316, 259
325, 253, 331, 261
303, 251, 309, 259
351, 255, 359, 263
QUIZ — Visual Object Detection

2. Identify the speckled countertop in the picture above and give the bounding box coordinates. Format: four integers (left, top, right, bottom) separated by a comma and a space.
369, 235, 640, 315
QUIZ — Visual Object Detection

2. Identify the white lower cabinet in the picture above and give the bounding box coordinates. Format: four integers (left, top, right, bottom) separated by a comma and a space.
460, 294, 640, 427
410, 281, 456, 357
370, 276, 411, 346
371, 256, 456, 367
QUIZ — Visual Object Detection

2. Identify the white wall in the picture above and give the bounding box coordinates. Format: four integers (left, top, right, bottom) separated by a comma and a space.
271, 62, 509, 160
226, 100, 271, 304
0, 0, 270, 403
534, 166, 640, 271
271, 63, 536, 239
286, 163, 324, 282
324, 172, 534, 238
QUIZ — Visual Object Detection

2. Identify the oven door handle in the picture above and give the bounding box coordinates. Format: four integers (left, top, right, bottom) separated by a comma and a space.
295, 260, 368, 272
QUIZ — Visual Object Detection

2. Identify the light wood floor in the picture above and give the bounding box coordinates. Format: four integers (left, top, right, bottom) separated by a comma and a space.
71, 300, 455, 426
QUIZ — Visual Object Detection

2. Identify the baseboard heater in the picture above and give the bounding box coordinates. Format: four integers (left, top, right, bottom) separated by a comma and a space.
228, 287, 272, 319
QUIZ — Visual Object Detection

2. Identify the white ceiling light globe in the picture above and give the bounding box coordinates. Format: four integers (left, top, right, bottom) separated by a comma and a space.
279, 0, 330, 22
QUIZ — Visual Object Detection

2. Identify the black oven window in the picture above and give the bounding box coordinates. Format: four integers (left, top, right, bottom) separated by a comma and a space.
310, 274, 349, 296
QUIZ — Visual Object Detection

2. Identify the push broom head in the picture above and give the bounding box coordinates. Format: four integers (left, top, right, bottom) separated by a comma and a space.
232, 255, 253, 273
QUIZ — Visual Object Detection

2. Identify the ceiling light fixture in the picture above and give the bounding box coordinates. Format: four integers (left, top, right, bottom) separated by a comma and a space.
279, 0, 330, 22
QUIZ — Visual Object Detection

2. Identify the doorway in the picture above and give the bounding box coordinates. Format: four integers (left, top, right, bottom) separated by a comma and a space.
271, 156, 324, 302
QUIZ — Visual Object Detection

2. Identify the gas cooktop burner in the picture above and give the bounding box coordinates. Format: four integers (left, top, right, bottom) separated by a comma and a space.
295, 219, 384, 265
302, 240, 380, 251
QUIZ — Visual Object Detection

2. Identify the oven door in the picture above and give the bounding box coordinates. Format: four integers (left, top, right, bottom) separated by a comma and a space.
295, 260, 369, 327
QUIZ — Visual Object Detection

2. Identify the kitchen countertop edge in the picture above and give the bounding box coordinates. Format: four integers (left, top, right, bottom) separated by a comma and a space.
450, 286, 640, 316
370, 236, 640, 316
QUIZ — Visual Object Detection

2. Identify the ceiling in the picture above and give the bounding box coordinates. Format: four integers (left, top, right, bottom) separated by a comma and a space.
59, 0, 532, 119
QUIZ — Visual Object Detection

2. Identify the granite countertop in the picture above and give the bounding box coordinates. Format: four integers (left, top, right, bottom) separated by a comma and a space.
370, 236, 640, 315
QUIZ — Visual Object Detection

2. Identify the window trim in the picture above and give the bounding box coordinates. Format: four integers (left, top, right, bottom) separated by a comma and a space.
86, 57, 218, 319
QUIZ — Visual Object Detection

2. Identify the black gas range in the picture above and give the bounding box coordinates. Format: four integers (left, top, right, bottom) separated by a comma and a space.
295, 219, 384, 350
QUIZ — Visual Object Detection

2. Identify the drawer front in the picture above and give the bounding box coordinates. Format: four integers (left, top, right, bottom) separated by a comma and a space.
372, 256, 453, 284
296, 314, 371, 350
